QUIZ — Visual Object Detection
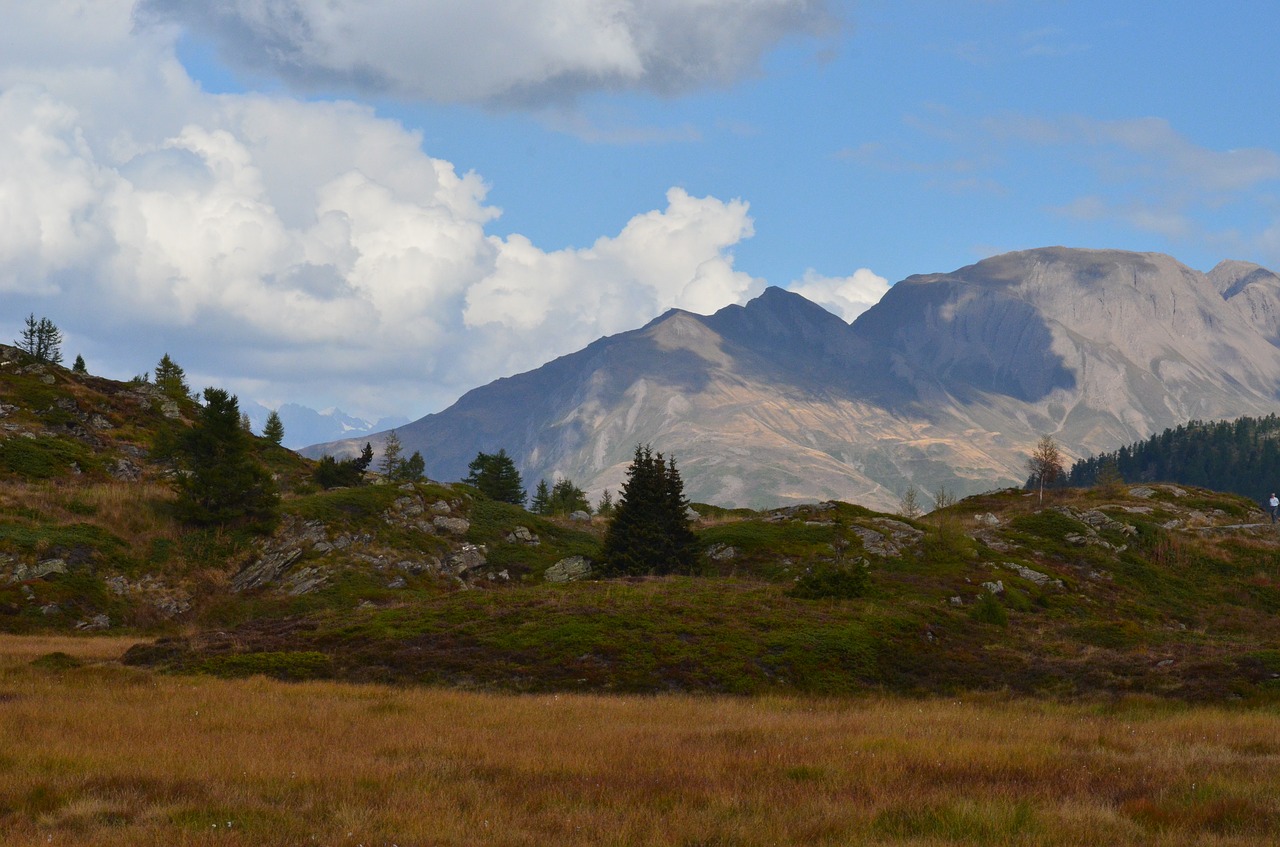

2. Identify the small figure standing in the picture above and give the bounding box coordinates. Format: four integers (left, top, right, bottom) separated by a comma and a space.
1269, 493, 1278, 524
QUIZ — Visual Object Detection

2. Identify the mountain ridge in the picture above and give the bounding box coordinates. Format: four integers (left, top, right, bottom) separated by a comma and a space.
304, 247, 1280, 510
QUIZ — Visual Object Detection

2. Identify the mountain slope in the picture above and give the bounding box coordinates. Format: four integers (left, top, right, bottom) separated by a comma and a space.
306, 247, 1280, 510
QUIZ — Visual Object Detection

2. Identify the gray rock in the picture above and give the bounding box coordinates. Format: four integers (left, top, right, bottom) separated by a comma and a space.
506, 526, 539, 545
386, 576, 407, 589
949, 595, 964, 606
569, 510, 592, 523
433, 516, 470, 535
1003, 562, 1064, 588
1128, 486, 1156, 499
708, 544, 737, 561
981, 579, 1004, 594
232, 548, 304, 592
11, 559, 69, 582
40, 603, 59, 616
397, 558, 439, 575
685, 506, 701, 521
852, 520, 923, 558
444, 544, 487, 576
545, 556, 593, 583
391, 496, 424, 517
283, 566, 330, 596
75, 613, 110, 631
431, 500, 452, 514
974, 512, 1000, 527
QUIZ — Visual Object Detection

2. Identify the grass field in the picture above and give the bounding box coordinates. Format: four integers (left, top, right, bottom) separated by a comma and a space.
2, 636, 1279, 845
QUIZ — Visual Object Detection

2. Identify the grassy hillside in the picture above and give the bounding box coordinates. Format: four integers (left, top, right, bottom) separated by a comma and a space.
4, 347, 1280, 700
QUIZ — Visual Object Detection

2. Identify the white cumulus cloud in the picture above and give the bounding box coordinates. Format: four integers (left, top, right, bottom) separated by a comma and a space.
786, 268, 889, 322
0, 0, 769, 420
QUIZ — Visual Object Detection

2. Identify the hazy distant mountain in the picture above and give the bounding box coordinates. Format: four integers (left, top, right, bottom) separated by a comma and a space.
242, 402, 407, 451
303, 248, 1280, 510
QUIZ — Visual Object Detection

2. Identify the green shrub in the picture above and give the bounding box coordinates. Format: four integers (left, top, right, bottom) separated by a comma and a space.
194, 651, 333, 681
789, 561, 869, 600
970, 591, 1008, 627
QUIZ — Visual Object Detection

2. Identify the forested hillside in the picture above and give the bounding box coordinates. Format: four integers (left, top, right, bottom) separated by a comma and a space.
1065, 415, 1280, 501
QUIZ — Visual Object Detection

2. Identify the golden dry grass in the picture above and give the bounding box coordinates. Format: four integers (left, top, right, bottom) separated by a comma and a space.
1, 480, 180, 547
1, 635, 1279, 846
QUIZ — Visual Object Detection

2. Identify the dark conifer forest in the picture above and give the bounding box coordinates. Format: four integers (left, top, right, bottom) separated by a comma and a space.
1064, 414, 1280, 502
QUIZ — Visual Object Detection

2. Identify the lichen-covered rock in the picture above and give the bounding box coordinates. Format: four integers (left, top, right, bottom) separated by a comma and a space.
109, 458, 142, 481
434, 516, 470, 535
545, 556, 592, 583
232, 516, 329, 592
569, 510, 592, 523
506, 526, 539, 545
9, 558, 68, 583
1002, 562, 1064, 588
444, 544, 487, 577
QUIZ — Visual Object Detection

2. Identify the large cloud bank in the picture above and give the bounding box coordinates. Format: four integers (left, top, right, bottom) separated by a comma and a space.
136, 0, 836, 106
0, 1, 843, 417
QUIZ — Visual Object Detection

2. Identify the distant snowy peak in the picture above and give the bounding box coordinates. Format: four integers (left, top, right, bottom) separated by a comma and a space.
241, 401, 407, 450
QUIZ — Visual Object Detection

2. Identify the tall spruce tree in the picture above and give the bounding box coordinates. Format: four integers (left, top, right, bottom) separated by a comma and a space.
549, 478, 590, 515
464, 449, 525, 505
262, 410, 285, 445
154, 353, 189, 399
530, 479, 552, 514
174, 388, 278, 527
601, 445, 698, 576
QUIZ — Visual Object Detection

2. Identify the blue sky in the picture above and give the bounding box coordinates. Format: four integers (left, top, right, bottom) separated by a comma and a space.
3, 1, 1279, 423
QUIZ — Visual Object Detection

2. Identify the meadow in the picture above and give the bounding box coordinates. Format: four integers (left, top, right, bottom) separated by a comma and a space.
2, 636, 1279, 846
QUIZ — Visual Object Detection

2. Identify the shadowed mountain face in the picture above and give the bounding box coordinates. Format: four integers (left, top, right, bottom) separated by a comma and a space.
304, 247, 1280, 510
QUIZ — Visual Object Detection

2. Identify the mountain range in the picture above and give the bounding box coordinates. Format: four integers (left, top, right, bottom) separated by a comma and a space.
303, 247, 1280, 510
241, 402, 407, 451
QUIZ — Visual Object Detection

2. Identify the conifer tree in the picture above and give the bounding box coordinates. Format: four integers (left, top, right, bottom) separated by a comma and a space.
16, 314, 62, 364
396, 451, 426, 482
380, 430, 403, 478
464, 449, 525, 505
154, 353, 189, 399
354, 442, 374, 473
72, 354, 86, 374
531, 479, 552, 514
173, 387, 278, 527
262, 410, 285, 445
549, 478, 590, 515
1028, 435, 1064, 504
601, 445, 698, 576
596, 489, 615, 518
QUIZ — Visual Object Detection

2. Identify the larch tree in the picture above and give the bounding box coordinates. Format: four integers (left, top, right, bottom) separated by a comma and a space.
1028, 434, 1065, 504
16, 314, 62, 364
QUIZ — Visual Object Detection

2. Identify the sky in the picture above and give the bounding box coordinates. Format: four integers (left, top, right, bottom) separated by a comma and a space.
4, 1, 1280, 424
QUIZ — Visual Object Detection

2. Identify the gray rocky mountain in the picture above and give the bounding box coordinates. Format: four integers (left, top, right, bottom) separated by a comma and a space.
303, 247, 1280, 511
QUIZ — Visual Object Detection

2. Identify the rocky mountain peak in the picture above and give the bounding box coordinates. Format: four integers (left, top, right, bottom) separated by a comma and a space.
304, 247, 1280, 511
